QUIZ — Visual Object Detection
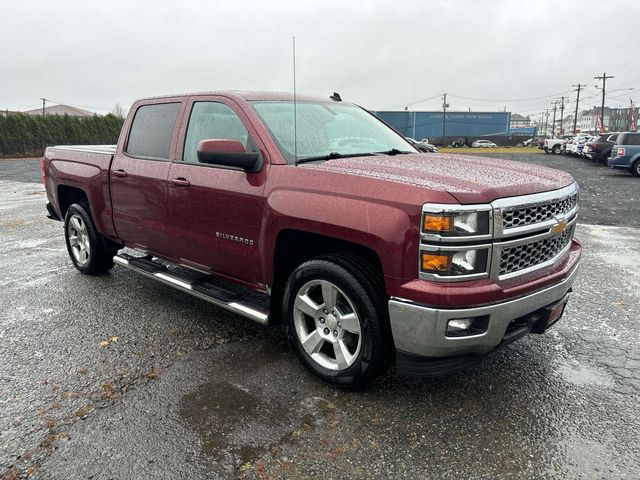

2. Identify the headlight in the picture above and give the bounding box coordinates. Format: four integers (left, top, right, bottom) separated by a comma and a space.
420, 247, 490, 277
422, 205, 491, 239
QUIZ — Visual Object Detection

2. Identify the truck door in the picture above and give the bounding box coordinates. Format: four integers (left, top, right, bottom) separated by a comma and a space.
110, 101, 183, 256
167, 97, 268, 286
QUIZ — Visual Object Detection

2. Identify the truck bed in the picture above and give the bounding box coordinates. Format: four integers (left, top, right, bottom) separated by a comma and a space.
47, 145, 117, 155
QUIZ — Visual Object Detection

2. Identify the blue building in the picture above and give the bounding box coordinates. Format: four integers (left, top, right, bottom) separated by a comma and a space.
375, 110, 512, 140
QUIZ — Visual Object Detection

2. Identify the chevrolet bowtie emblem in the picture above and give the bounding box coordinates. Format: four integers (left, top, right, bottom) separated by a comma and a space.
551, 217, 567, 234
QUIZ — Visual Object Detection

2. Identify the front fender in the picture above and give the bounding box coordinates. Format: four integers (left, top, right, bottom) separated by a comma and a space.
261, 189, 421, 288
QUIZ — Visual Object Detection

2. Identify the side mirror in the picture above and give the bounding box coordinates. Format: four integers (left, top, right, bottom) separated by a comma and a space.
196, 139, 262, 172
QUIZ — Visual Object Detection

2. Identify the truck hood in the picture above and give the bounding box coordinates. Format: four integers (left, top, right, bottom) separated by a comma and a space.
303, 153, 574, 204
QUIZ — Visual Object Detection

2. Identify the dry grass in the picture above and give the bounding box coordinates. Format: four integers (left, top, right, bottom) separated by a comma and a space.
438, 146, 544, 154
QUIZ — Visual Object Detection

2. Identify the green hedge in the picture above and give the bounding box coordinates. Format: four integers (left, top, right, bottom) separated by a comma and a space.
0, 113, 124, 157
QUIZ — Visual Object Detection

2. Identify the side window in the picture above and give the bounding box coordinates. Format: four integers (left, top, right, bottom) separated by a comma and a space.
183, 102, 254, 164
627, 134, 640, 146
126, 103, 180, 160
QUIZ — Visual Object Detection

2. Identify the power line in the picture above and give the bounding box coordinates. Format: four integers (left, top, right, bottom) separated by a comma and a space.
448, 91, 572, 103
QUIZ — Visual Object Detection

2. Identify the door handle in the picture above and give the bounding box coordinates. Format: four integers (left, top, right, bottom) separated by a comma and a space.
112, 169, 127, 178
170, 177, 190, 187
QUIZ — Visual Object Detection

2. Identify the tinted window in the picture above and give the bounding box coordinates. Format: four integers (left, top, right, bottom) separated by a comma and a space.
627, 134, 640, 146
183, 102, 252, 164
617, 133, 640, 146
606, 134, 618, 143
126, 103, 180, 160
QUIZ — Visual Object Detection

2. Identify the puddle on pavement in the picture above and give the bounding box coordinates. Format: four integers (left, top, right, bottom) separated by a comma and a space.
558, 363, 614, 388
179, 382, 290, 470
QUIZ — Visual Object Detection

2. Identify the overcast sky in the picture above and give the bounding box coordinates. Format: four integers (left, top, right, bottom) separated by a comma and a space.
2, 0, 639, 120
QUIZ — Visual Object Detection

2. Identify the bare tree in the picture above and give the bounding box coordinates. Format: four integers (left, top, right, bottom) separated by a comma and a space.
112, 103, 126, 118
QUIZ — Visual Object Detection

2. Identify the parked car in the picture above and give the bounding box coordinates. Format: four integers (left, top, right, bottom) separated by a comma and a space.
566, 134, 591, 156
42, 90, 582, 387
472, 140, 498, 148
405, 137, 430, 152
585, 132, 620, 164
543, 138, 564, 154
417, 139, 438, 153
608, 131, 640, 176
405, 137, 438, 153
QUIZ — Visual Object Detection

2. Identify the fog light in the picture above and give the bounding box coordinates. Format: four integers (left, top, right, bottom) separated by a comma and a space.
446, 316, 490, 337
447, 318, 473, 334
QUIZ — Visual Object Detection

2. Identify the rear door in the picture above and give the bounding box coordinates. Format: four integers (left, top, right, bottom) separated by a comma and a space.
110, 100, 185, 255
167, 96, 269, 286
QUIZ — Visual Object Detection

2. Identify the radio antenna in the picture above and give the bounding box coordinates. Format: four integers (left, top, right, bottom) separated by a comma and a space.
293, 36, 298, 165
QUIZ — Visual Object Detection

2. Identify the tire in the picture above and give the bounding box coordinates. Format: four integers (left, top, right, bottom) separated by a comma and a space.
552, 145, 560, 154
283, 254, 391, 388
632, 160, 640, 177
64, 202, 119, 274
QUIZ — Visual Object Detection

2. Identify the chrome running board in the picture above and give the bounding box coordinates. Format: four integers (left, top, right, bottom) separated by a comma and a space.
113, 253, 269, 325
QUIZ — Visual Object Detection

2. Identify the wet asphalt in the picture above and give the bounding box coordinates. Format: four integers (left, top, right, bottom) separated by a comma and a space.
0, 154, 639, 479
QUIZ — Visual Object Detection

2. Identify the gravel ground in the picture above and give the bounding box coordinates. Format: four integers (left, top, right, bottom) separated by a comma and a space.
1, 156, 639, 479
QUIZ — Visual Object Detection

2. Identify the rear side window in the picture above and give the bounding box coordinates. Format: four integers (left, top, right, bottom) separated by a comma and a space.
126, 103, 181, 160
624, 134, 640, 146
606, 134, 618, 143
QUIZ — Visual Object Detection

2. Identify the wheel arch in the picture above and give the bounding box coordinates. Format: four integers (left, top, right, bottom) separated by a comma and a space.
57, 185, 89, 218
268, 229, 386, 324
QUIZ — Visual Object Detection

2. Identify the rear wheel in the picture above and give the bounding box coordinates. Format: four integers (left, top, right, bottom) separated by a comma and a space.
552, 145, 560, 154
64, 203, 119, 274
632, 160, 640, 177
283, 255, 391, 388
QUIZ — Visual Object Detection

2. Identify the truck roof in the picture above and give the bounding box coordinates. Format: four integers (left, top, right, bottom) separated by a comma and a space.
136, 90, 343, 104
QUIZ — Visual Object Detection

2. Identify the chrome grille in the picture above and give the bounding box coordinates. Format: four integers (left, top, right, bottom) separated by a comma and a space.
502, 193, 578, 230
499, 225, 575, 276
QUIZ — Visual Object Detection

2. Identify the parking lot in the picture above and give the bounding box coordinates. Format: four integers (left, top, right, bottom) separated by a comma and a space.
1, 153, 639, 479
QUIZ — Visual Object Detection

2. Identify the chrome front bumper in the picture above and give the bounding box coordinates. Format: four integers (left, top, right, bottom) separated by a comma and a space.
389, 261, 580, 358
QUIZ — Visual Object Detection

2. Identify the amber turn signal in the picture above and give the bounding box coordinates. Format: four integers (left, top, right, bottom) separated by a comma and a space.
421, 252, 451, 272
423, 215, 453, 232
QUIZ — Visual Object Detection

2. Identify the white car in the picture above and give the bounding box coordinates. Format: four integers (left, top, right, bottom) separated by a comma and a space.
472, 140, 498, 148
566, 134, 591, 155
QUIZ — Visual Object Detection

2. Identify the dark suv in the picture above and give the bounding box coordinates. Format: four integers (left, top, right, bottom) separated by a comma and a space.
585, 132, 620, 164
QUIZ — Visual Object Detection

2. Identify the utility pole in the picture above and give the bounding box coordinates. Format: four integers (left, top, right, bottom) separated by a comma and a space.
558, 96, 566, 135
551, 101, 558, 137
594, 72, 614, 132
442, 93, 448, 145
543, 109, 549, 137
571, 83, 585, 134
40, 98, 47, 115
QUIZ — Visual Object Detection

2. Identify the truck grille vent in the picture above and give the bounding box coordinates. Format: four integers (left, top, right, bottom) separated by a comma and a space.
503, 194, 577, 230
499, 225, 574, 276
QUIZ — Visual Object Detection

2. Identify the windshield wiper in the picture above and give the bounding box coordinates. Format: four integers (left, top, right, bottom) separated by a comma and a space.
296, 152, 377, 165
375, 148, 414, 156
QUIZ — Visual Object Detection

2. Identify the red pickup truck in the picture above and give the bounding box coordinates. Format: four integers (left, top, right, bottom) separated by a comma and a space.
43, 91, 581, 387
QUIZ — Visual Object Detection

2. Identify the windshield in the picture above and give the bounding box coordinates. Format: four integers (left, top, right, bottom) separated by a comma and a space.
251, 101, 416, 163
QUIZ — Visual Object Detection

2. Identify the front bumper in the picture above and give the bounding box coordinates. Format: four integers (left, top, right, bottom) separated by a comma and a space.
389, 260, 580, 362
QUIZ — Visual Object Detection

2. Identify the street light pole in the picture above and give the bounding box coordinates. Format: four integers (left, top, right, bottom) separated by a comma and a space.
442, 93, 448, 145
558, 96, 566, 135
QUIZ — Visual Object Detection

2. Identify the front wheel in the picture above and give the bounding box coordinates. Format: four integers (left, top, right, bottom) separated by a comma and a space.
283, 255, 391, 388
632, 160, 640, 177
552, 145, 561, 154
64, 203, 119, 274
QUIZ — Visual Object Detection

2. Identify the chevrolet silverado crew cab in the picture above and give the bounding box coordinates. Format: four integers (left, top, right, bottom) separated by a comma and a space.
43, 91, 582, 387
